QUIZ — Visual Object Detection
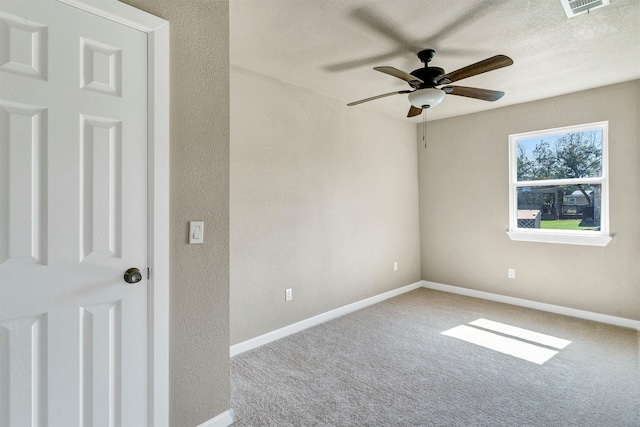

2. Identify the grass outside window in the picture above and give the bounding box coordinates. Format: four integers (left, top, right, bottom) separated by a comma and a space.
539, 219, 598, 231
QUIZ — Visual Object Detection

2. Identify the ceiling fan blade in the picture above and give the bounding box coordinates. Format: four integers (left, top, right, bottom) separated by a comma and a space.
437, 55, 513, 84
442, 85, 505, 101
407, 105, 422, 117
374, 66, 423, 87
347, 90, 412, 106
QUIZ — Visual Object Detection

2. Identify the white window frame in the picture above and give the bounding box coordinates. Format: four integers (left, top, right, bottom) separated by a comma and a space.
507, 121, 611, 246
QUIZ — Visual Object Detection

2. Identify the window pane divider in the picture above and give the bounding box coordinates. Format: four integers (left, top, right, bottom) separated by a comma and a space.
515, 177, 604, 187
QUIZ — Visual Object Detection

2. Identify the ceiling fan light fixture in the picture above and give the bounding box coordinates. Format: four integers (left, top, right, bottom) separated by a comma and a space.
408, 88, 446, 109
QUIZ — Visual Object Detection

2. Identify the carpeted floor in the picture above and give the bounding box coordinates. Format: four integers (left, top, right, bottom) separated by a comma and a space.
231, 288, 640, 426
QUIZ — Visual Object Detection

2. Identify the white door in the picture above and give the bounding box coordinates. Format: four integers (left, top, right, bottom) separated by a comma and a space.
0, 1, 148, 425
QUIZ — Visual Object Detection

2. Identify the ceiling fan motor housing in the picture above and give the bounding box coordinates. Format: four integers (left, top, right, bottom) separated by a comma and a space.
410, 67, 445, 87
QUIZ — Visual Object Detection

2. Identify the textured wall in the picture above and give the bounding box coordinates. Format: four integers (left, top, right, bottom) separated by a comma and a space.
118, 1, 230, 425
230, 66, 421, 344
418, 80, 640, 320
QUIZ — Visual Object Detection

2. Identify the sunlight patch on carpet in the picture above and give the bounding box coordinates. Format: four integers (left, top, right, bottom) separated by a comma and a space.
441, 319, 571, 365
469, 318, 572, 349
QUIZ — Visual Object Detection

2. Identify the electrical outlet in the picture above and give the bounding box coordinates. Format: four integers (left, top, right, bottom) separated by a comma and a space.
285, 288, 292, 302
394, 261, 398, 271
508, 268, 516, 279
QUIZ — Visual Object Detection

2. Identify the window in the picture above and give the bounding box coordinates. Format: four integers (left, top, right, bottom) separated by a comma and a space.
507, 122, 611, 246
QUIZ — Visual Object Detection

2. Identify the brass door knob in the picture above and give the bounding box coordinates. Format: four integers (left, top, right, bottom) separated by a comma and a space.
124, 267, 143, 284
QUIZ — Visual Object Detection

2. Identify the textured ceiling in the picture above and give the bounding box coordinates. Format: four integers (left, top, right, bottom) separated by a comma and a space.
230, 0, 640, 122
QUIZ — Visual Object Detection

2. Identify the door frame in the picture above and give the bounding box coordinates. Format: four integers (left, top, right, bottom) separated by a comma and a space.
57, 0, 170, 425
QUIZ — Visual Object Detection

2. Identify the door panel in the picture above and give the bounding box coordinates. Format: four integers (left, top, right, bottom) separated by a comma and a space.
0, 1, 148, 425
0, 102, 47, 265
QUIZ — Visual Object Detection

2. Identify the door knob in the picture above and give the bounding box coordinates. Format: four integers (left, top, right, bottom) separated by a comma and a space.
124, 267, 143, 284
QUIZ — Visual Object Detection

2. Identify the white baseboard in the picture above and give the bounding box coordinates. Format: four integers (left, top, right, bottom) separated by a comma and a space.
422, 280, 640, 331
197, 409, 235, 427
230, 281, 423, 357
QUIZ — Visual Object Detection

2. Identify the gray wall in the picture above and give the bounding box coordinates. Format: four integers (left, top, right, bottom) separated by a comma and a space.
230, 66, 422, 344
418, 80, 640, 321
120, 1, 230, 425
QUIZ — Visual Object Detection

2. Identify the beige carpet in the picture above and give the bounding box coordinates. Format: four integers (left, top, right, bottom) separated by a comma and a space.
231, 288, 640, 426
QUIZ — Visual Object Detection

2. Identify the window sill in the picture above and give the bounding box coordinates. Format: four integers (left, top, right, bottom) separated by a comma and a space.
506, 231, 612, 247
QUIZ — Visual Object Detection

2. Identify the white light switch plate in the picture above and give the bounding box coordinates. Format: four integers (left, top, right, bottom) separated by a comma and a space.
189, 221, 204, 244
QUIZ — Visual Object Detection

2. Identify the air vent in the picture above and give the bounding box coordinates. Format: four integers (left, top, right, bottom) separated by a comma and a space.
560, 0, 610, 18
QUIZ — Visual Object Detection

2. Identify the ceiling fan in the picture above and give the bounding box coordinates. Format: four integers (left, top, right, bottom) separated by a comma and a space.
347, 49, 513, 117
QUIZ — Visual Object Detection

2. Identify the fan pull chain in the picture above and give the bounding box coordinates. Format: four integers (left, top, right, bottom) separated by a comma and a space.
422, 108, 427, 149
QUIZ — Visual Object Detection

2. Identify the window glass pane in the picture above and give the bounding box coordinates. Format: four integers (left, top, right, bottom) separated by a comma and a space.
516, 129, 603, 181
516, 184, 601, 231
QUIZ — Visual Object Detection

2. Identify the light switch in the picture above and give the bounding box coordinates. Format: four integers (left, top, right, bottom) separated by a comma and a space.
189, 221, 204, 244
